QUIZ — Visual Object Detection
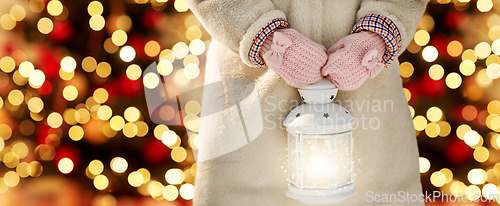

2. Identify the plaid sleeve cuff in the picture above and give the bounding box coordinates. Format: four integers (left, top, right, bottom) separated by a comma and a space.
351, 14, 401, 67
249, 18, 290, 67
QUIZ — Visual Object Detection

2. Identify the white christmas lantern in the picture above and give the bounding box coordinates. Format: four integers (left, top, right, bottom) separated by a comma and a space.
283, 79, 356, 204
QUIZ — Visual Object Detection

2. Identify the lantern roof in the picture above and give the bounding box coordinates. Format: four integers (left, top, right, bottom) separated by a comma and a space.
283, 103, 354, 134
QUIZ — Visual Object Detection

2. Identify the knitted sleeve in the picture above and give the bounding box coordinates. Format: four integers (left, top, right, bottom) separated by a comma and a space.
185, 0, 286, 67
355, 0, 429, 64
248, 19, 289, 67
351, 14, 401, 67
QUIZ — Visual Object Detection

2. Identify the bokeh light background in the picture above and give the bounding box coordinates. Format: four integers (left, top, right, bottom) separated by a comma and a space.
0, 0, 500, 205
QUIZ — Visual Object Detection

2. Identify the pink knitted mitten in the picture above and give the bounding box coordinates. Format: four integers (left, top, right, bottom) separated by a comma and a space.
321, 31, 386, 90
260, 28, 327, 87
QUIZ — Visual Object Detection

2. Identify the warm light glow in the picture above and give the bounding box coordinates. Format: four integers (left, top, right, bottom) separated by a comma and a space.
428, 64, 444, 80
47, 0, 63, 16
124, 107, 140, 122
128, 171, 144, 187
37, 17, 53, 34
488, 100, 500, 115
69, 125, 84, 141
137, 168, 151, 184
0, 14, 16, 30
473, 146, 489, 162
111, 30, 128, 46
440, 168, 453, 183
97, 105, 112, 120
482, 183, 499, 199
180, 184, 194, 200
143, 72, 160, 89
186, 26, 202, 41
486, 63, 500, 79
63, 85, 78, 101
468, 168, 486, 184
126, 64, 142, 80
10, 5, 26, 21
94, 175, 109, 190
163, 185, 179, 201
447, 40, 463, 57
3, 171, 19, 187
492, 39, 500, 55
426, 107, 443, 122
414, 30, 430, 46
96, 62, 112, 78
465, 185, 481, 201
462, 49, 478, 63
89, 15, 105, 31
445, 72, 462, 89
456, 124, 471, 140
87, 1, 104, 16
174, 0, 189, 12
145, 40, 161, 57
477, 0, 493, 12
189, 39, 205, 55
419, 157, 430, 173
172, 42, 189, 59
464, 130, 481, 147
422, 46, 438, 62
19, 61, 34, 77
459, 60, 475, 76
475, 42, 492, 59
413, 115, 428, 131
29, 70, 45, 88
120, 46, 136, 62
157, 60, 173, 76
430, 171, 446, 187
58, 158, 74, 174
165, 169, 184, 185
399, 62, 414, 78
93, 88, 109, 103
61, 56, 77, 72
184, 63, 200, 79
0, 56, 15, 73
425, 122, 440, 138
47, 112, 63, 128
171, 147, 187, 162
89, 160, 104, 175
111, 157, 128, 173
110, 116, 125, 131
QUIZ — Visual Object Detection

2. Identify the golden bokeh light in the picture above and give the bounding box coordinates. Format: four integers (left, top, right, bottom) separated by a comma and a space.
111, 157, 128, 173
477, 0, 493, 12
145, 40, 161, 57
171, 147, 187, 162
414, 30, 430, 46
128, 171, 144, 187
94, 175, 109, 190
137, 168, 151, 184
162, 131, 178, 147
163, 185, 179, 201
473, 146, 489, 162
87, 1, 104, 16
445, 72, 462, 89
447, 41, 463, 57
488, 100, 500, 115
464, 130, 481, 147
476, 69, 493, 87
63, 85, 78, 101
116, 15, 132, 31
157, 60, 173, 76
189, 39, 205, 55
122, 123, 138, 138
438, 121, 451, 137
104, 38, 118, 54
160, 49, 176, 62
462, 49, 477, 63
96, 62, 112, 78
120, 46, 136, 62
425, 122, 440, 138
89, 15, 105, 31
19, 61, 34, 77
97, 105, 112, 120
422, 46, 438, 62
143, 72, 160, 89
468, 168, 486, 184
37, 17, 53, 34
186, 26, 202, 41
399, 62, 414, 78
27, 97, 44, 113
184, 63, 200, 79
465, 185, 481, 201
10, 5, 26, 22
126, 64, 142, 80
165, 168, 184, 185
185, 100, 201, 115
482, 183, 499, 199
428, 64, 444, 80
459, 60, 475, 76
93, 88, 109, 104
47, 112, 63, 128
174, 0, 189, 12
413, 115, 427, 131
89, 160, 104, 175
3, 171, 20, 187
174, 69, 190, 86
110, 116, 125, 131
61, 56, 77, 73
29, 70, 45, 88
112, 30, 128, 46
58, 158, 74, 174
47, 0, 63, 16
457, 124, 472, 140
430, 171, 446, 187
419, 157, 430, 173
16, 162, 31, 178
0, 14, 16, 31
492, 39, 500, 55
475, 42, 492, 59
0, 124, 12, 140
0, 56, 15, 73
172, 42, 189, 59
69, 125, 84, 141
59, 69, 74, 81
486, 63, 500, 79
462, 105, 478, 121
426, 107, 443, 122
179, 184, 194, 200
124, 107, 140, 122
440, 168, 453, 184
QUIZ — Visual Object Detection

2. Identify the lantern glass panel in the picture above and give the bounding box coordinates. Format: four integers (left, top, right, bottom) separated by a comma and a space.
288, 133, 298, 185
333, 132, 352, 187
301, 135, 332, 189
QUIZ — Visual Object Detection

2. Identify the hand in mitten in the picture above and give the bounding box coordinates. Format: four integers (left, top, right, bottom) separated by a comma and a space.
321, 31, 387, 90
260, 28, 327, 87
